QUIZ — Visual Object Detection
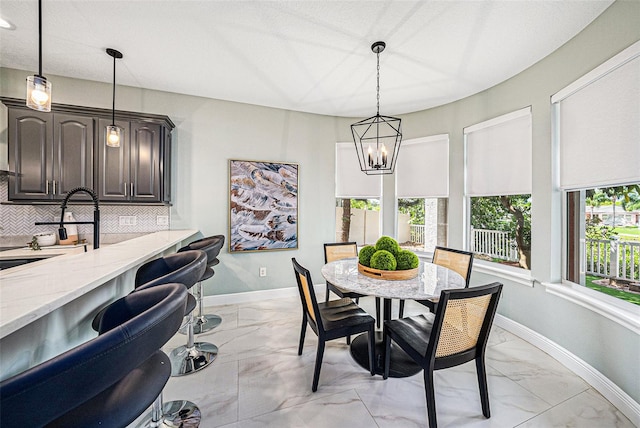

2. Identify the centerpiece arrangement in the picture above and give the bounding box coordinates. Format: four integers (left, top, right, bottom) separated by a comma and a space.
358, 236, 420, 280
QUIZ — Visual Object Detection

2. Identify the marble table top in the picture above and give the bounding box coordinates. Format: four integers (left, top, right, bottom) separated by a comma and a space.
321, 258, 466, 300
0, 229, 198, 339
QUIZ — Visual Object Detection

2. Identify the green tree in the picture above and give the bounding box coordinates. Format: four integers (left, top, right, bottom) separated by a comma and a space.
339, 198, 351, 242
398, 198, 425, 224
471, 195, 531, 269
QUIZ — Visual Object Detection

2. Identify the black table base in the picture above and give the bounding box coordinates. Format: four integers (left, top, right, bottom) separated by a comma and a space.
349, 331, 421, 378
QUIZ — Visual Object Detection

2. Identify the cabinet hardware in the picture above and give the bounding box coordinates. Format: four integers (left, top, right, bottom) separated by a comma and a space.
45, 180, 49, 195
52, 180, 56, 195
130, 182, 134, 197
124, 182, 127, 197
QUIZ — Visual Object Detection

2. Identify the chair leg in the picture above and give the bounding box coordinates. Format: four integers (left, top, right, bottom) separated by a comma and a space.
325, 284, 330, 303
375, 297, 381, 328
312, 341, 325, 392
368, 324, 375, 376
346, 334, 351, 345
476, 356, 491, 418
399, 299, 405, 318
298, 315, 307, 355
383, 329, 391, 379
424, 369, 438, 428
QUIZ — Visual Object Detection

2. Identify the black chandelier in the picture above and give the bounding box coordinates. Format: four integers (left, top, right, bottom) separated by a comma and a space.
351, 41, 402, 175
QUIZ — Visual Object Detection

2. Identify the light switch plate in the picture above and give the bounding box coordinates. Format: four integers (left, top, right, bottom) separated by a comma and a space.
156, 215, 169, 226
119, 216, 137, 226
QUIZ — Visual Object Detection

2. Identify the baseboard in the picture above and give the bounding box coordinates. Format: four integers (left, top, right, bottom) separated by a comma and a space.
494, 314, 640, 427
201, 284, 325, 306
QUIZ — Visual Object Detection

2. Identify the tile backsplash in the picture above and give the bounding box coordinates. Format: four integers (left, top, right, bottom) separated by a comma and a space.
0, 176, 169, 244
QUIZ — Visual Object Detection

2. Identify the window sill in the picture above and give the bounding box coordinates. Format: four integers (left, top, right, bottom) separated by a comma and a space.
543, 281, 640, 334
472, 260, 534, 287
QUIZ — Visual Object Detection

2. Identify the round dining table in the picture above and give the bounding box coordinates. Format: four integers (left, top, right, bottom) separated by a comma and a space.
321, 258, 466, 377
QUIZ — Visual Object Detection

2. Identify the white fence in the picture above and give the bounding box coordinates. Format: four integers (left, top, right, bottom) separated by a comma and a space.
470, 229, 519, 262
410, 224, 425, 244
585, 239, 640, 282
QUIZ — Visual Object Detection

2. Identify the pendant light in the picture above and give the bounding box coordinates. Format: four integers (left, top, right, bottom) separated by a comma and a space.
351, 41, 402, 175
106, 48, 123, 147
26, 0, 51, 112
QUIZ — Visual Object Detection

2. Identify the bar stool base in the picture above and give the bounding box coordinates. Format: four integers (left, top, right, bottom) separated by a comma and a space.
136, 399, 201, 428
169, 343, 218, 376
179, 314, 222, 335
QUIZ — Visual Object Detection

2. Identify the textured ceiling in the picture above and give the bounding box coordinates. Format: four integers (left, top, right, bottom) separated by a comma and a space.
0, 1, 613, 117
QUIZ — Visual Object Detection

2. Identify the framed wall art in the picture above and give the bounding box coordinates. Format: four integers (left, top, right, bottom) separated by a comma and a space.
229, 160, 298, 252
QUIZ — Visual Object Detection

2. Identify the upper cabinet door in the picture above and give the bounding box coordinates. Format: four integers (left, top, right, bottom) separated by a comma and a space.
97, 118, 130, 201
130, 122, 161, 202
8, 109, 53, 200
53, 114, 94, 200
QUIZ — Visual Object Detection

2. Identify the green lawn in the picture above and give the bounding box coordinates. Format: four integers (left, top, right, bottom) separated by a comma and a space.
585, 275, 640, 306
615, 226, 640, 241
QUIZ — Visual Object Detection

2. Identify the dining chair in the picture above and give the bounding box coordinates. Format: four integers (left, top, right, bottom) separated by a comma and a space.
383, 282, 503, 428
292, 258, 376, 392
399, 246, 474, 317
324, 242, 381, 328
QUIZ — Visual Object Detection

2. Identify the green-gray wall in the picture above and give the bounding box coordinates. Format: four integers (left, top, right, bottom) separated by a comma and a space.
1, 0, 638, 406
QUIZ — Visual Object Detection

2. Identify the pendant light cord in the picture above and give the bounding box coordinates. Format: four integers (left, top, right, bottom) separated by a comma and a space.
37, 0, 42, 77
376, 49, 380, 116
111, 54, 116, 125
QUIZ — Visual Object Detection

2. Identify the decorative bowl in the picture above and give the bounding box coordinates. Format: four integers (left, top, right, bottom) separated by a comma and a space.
35, 232, 57, 247
358, 263, 419, 280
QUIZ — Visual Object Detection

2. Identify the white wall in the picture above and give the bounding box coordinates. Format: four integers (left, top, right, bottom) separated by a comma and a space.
0, 0, 638, 407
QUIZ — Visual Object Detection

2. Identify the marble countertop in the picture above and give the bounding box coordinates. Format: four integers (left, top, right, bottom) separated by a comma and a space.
321, 258, 466, 300
0, 229, 198, 339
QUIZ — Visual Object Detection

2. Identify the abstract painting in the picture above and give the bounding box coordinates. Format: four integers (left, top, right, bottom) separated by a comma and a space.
229, 160, 298, 252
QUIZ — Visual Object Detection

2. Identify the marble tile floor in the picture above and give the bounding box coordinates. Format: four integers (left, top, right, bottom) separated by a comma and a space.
139, 294, 633, 428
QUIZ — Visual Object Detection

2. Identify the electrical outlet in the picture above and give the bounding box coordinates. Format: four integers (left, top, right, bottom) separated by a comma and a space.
259, 267, 267, 277
119, 216, 137, 226
156, 215, 169, 226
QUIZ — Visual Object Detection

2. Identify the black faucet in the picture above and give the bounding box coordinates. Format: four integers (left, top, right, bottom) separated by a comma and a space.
35, 187, 101, 249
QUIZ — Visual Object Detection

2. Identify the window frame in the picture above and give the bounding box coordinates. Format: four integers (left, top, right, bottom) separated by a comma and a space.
550, 40, 640, 329
463, 107, 533, 272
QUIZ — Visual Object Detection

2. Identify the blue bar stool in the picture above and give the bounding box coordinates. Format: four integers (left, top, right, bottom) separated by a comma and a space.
0, 283, 187, 428
91, 249, 209, 426
178, 235, 225, 334
133, 250, 219, 378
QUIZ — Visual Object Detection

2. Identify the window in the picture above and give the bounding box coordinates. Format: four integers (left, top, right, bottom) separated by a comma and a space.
395, 135, 449, 253
335, 142, 381, 245
553, 39, 640, 304
464, 107, 532, 270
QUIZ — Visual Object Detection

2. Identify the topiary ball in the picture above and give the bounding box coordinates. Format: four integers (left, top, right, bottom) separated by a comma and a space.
370, 250, 397, 271
358, 245, 377, 267
375, 236, 400, 257
396, 249, 419, 270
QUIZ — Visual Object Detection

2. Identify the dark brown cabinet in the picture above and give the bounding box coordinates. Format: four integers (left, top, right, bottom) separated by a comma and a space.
8, 109, 93, 201
98, 120, 166, 202
2, 97, 173, 204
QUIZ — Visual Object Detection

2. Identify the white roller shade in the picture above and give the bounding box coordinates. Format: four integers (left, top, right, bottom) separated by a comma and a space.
396, 135, 449, 198
465, 107, 532, 196
552, 40, 640, 190
335, 142, 382, 198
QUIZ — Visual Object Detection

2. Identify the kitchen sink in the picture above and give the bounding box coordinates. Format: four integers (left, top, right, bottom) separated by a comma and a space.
0, 258, 48, 270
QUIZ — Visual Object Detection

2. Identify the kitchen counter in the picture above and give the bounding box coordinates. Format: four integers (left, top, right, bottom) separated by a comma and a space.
0, 229, 198, 380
